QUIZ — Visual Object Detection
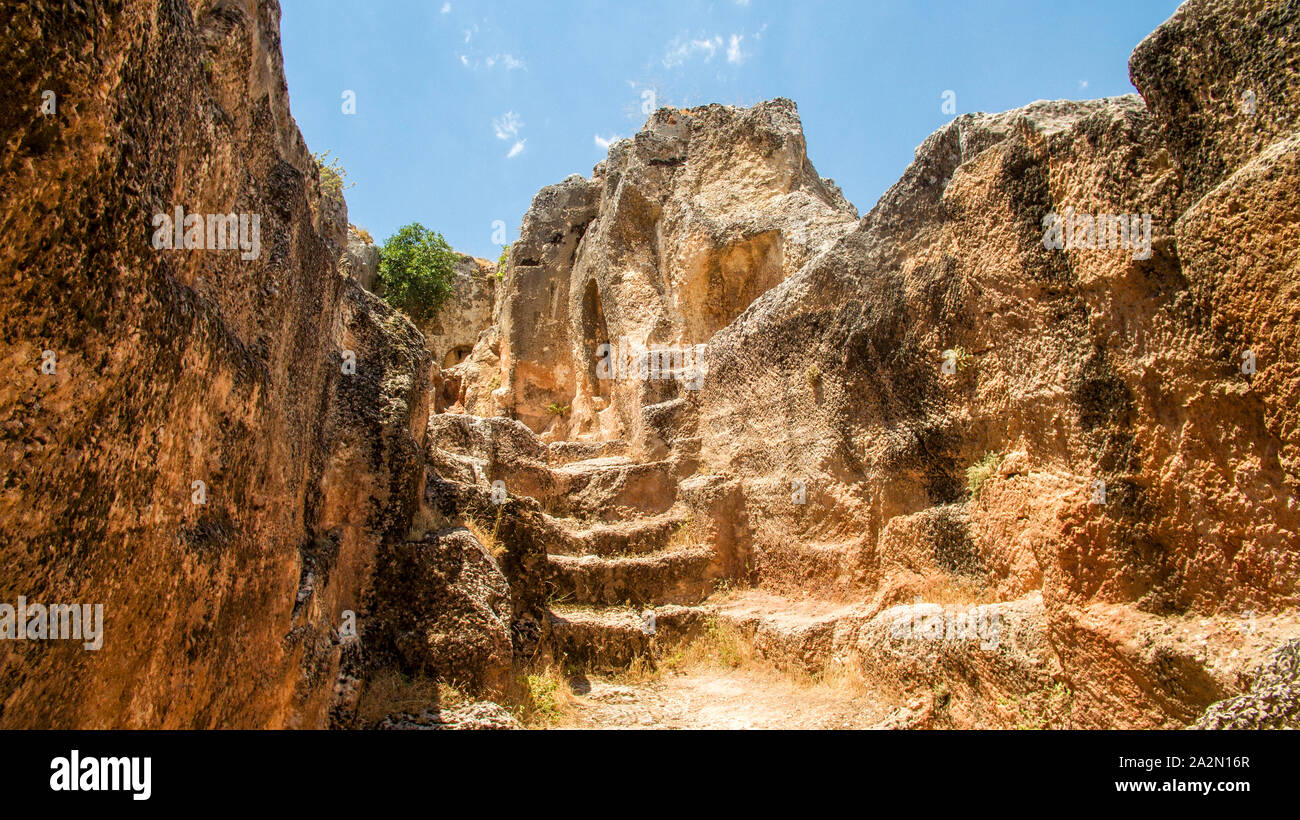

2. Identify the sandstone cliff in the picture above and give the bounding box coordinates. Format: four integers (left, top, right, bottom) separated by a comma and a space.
441, 0, 1300, 728
0, 0, 428, 728
2, 0, 1297, 731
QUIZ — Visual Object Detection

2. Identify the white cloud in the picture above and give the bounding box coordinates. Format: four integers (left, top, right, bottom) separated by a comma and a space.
727, 34, 744, 64
441, 2, 451, 13
486, 53, 526, 70
459, 54, 469, 66
663, 35, 723, 68
1078, 79, 1089, 90
507, 139, 526, 158
594, 134, 620, 150
493, 111, 523, 141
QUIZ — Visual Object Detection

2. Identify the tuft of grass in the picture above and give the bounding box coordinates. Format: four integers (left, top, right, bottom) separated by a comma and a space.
509, 665, 577, 727
810, 654, 871, 696
667, 513, 706, 552
942, 346, 974, 373
805, 362, 822, 386
665, 615, 750, 671
406, 504, 445, 542
356, 670, 442, 725
464, 509, 506, 560
545, 403, 569, 417
355, 226, 374, 244
607, 652, 659, 687
965, 451, 1003, 500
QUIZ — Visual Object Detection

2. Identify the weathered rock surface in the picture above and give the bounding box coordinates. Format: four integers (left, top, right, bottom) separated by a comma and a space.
377, 699, 519, 730
1192, 637, 1300, 729
0, 0, 429, 728
340, 224, 381, 293
363, 528, 513, 695
420, 254, 497, 371
442, 0, 1300, 728
485, 99, 859, 441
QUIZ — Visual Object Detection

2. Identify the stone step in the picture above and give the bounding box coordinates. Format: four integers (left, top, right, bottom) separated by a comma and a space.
548, 545, 717, 607
544, 457, 679, 522
428, 413, 546, 462
545, 604, 707, 668
547, 438, 629, 466
540, 508, 691, 557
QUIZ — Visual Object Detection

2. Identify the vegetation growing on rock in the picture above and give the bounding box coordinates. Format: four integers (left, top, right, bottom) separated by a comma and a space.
377, 223, 459, 321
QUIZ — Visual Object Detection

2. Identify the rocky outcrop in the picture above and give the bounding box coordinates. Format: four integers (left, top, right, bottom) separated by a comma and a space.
340, 225, 381, 292
1192, 637, 1300, 729
485, 100, 859, 442
420, 254, 496, 370
0, 0, 428, 728
444, 0, 1300, 728
362, 528, 513, 695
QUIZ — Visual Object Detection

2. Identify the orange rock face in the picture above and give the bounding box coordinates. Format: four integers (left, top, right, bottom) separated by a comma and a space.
2, 0, 1298, 729
0, 0, 429, 728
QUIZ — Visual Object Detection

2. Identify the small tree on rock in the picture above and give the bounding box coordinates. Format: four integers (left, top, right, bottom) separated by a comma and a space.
378, 223, 457, 321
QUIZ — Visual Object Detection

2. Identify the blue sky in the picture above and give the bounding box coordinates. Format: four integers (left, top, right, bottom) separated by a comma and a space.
280, 0, 1183, 260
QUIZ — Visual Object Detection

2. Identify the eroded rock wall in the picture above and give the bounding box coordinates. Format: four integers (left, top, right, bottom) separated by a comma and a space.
455, 0, 1300, 727
687, 0, 1300, 727
0, 0, 428, 728
488, 99, 859, 443
420, 253, 496, 370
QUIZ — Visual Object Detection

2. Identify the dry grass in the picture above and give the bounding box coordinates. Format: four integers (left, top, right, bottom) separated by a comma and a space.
464, 508, 506, 560
666, 513, 707, 552
356, 669, 460, 724
908, 573, 999, 606
664, 615, 753, 671
405, 503, 445, 541
965, 451, 1003, 499
506, 664, 580, 727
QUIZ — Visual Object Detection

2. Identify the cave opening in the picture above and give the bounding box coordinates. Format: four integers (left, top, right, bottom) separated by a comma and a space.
580, 277, 611, 399
442, 345, 472, 369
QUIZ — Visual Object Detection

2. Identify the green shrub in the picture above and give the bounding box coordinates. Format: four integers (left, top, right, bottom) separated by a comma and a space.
378, 223, 458, 321
966, 451, 1004, 500
311, 150, 352, 199
495, 244, 510, 281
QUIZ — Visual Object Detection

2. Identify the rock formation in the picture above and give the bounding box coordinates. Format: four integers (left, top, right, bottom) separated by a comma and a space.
490, 101, 859, 441
1, 0, 1297, 730
340, 225, 381, 293
419, 254, 496, 369
0, 0, 429, 728
439, 0, 1300, 728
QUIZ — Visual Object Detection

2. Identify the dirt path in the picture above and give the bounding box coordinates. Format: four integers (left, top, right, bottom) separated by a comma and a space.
559, 667, 896, 730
